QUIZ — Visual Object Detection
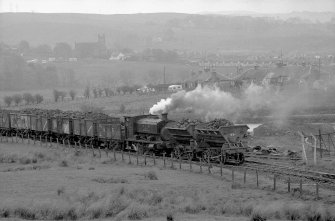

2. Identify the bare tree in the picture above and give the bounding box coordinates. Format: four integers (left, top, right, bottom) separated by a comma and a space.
53, 89, 60, 102
12, 94, 22, 106
34, 94, 43, 104
84, 86, 90, 99
69, 90, 76, 100
23, 93, 34, 105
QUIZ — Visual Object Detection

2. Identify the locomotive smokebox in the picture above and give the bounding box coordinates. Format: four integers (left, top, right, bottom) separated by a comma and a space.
161, 113, 168, 121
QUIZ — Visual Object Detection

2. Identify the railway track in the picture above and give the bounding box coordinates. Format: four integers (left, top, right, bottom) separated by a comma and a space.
242, 160, 335, 188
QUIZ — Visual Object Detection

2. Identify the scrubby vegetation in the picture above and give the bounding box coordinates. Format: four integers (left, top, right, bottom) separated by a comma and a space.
0, 186, 334, 220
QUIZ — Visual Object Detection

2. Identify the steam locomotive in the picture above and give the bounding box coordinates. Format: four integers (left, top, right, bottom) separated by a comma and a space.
0, 109, 249, 164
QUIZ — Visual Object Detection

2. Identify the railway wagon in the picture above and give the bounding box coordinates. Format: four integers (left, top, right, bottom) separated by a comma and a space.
194, 123, 249, 164
96, 117, 123, 149
0, 111, 11, 135
124, 113, 172, 155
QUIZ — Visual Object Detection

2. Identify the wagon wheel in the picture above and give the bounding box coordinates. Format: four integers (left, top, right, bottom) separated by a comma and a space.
202, 150, 211, 163
173, 148, 181, 159
221, 152, 227, 165
238, 153, 245, 165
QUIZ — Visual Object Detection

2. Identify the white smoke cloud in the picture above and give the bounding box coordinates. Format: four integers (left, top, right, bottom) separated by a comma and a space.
149, 81, 318, 123
150, 83, 278, 121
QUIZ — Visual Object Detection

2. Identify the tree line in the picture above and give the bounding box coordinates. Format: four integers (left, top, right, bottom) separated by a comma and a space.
3, 93, 44, 107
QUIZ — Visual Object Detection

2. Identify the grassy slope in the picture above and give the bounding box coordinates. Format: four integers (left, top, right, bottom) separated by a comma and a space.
1, 142, 335, 221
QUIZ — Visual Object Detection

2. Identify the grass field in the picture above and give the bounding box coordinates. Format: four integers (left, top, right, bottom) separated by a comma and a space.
1, 142, 335, 221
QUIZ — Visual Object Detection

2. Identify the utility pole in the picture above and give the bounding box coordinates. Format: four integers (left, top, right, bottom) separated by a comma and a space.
163, 65, 166, 84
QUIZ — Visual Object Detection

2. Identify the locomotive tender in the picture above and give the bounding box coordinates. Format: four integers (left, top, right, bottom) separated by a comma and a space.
0, 109, 248, 164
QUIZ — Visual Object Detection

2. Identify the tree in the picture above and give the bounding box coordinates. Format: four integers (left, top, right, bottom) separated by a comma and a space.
53, 89, 60, 102
12, 94, 22, 106
69, 90, 76, 100
18, 40, 30, 54
34, 94, 43, 104
59, 91, 67, 101
92, 88, 98, 98
33, 44, 52, 58
4, 96, 13, 107
23, 93, 34, 105
53, 42, 72, 59
84, 86, 90, 99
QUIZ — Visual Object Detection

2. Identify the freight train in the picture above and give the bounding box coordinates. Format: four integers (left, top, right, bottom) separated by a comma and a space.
0, 109, 249, 164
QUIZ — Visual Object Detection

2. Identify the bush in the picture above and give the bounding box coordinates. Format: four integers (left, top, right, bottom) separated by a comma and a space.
92, 177, 128, 184
144, 171, 158, 180
59, 160, 68, 167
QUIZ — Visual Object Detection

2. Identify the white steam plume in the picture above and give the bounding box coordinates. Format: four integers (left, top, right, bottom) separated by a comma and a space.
149, 83, 313, 122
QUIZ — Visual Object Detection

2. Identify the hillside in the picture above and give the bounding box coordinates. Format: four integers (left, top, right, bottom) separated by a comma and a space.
1, 12, 335, 52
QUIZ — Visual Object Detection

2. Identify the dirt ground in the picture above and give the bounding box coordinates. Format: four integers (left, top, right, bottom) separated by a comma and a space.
1, 142, 335, 221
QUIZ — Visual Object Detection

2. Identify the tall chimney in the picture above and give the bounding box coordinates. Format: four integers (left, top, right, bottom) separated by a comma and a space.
161, 113, 168, 121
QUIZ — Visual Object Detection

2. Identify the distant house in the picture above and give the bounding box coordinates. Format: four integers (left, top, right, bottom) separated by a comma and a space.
109, 52, 128, 61
74, 34, 108, 58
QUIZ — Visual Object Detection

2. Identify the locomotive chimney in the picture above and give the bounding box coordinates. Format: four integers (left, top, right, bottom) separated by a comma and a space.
161, 113, 168, 121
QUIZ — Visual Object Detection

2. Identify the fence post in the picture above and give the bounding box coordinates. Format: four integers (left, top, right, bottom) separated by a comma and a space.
113, 147, 116, 161
27, 134, 30, 144
244, 168, 247, 184
189, 156, 192, 171
56, 138, 59, 148
121, 149, 124, 161
144, 154, 147, 166
256, 170, 259, 187
232, 167, 235, 184
163, 153, 166, 168
300, 179, 303, 197
273, 174, 277, 191
40, 135, 42, 146
220, 154, 223, 177
50, 137, 52, 147
207, 154, 211, 174
63, 139, 65, 147
16, 133, 18, 143
91, 144, 95, 157
200, 158, 202, 173
136, 150, 139, 165
179, 154, 182, 170
170, 154, 174, 169
98, 146, 101, 158
288, 177, 291, 192
33, 135, 36, 144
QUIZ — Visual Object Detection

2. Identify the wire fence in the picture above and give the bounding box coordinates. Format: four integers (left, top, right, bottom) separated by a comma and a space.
1, 134, 333, 200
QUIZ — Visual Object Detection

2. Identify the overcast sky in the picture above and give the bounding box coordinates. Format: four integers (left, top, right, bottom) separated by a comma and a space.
1, 0, 334, 14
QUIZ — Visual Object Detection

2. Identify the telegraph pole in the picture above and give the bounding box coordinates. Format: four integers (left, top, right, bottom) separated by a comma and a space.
163, 65, 166, 84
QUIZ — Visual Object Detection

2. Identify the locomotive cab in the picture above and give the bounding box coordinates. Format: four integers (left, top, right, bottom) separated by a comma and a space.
124, 113, 171, 155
